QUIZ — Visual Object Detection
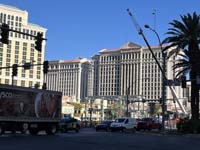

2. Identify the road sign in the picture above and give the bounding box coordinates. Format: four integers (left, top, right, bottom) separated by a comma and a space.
166, 79, 181, 86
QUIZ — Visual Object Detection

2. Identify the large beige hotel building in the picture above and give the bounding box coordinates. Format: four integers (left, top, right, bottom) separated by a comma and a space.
46, 42, 189, 114
92, 42, 181, 100
45, 58, 92, 102
0, 4, 46, 87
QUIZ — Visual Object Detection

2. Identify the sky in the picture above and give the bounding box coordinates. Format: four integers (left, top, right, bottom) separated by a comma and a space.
0, 0, 199, 61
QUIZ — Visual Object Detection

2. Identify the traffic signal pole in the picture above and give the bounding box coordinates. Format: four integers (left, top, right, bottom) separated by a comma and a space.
0, 62, 49, 86
0, 23, 47, 51
0, 24, 47, 40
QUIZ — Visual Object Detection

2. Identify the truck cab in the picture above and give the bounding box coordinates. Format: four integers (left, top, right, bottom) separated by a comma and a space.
58, 116, 80, 133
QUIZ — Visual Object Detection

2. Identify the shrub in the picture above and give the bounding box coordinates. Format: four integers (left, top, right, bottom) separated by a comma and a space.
177, 119, 200, 133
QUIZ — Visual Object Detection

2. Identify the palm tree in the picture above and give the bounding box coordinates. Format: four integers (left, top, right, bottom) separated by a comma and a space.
172, 49, 190, 76
163, 12, 200, 120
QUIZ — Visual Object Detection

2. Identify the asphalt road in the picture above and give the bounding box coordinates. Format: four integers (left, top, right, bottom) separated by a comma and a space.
0, 128, 200, 150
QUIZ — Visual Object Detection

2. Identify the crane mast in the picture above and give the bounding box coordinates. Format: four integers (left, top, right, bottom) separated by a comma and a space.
126, 8, 187, 115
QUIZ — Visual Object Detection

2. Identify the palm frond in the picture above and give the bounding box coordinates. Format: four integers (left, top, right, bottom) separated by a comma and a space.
174, 67, 190, 77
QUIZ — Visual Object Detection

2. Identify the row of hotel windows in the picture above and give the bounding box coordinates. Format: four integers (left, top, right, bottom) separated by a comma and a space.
99, 51, 162, 62
99, 92, 120, 96
2, 79, 39, 88
0, 42, 42, 79
0, 13, 22, 22
0, 69, 41, 79
100, 64, 165, 72
8, 28, 43, 40
99, 82, 162, 89
0, 41, 42, 55
49, 64, 79, 69
98, 91, 161, 99
100, 54, 141, 62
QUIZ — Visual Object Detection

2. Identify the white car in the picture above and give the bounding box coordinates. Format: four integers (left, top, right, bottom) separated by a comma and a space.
110, 117, 137, 132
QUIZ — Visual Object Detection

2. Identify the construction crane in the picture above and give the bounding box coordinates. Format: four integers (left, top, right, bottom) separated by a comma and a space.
126, 8, 187, 115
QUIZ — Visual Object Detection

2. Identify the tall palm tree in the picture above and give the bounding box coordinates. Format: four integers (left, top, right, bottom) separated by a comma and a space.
163, 12, 200, 120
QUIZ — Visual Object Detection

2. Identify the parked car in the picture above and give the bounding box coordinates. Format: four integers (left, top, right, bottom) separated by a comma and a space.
136, 118, 162, 131
110, 117, 137, 132
95, 120, 113, 132
58, 117, 80, 133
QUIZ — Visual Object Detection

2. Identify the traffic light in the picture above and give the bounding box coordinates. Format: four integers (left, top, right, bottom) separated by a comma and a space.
35, 32, 43, 52
43, 61, 49, 74
142, 98, 146, 103
12, 64, 18, 76
181, 75, 186, 88
159, 98, 162, 104
0, 23, 9, 44
42, 83, 47, 90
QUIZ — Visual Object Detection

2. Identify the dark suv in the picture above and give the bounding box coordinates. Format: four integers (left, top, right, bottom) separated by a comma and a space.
58, 117, 80, 133
95, 120, 113, 132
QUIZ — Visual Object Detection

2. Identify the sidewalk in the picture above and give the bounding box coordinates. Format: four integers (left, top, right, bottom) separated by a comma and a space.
137, 128, 200, 136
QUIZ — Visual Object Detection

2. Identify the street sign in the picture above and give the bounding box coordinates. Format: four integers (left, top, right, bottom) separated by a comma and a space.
23, 62, 31, 70
196, 75, 200, 85
166, 79, 181, 86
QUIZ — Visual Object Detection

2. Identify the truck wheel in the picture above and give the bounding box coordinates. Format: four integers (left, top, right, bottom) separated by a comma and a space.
46, 125, 57, 135
61, 128, 66, 133
75, 125, 80, 133
75, 129, 79, 133
148, 126, 152, 131
158, 125, 162, 131
75, 126, 80, 133
29, 128, 39, 135
21, 123, 29, 134
0, 125, 4, 135
132, 128, 136, 133
11, 130, 16, 134
122, 128, 126, 132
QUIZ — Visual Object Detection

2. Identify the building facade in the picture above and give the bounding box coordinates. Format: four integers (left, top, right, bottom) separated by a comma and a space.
91, 42, 187, 114
0, 4, 47, 88
45, 58, 92, 102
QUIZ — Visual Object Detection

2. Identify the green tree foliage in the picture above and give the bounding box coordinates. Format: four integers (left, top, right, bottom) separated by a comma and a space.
163, 12, 200, 120
67, 102, 82, 117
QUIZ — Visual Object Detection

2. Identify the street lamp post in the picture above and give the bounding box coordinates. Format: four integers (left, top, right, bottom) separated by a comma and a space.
126, 78, 149, 117
144, 24, 167, 131
126, 86, 130, 117
89, 98, 93, 127
84, 97, 88, 127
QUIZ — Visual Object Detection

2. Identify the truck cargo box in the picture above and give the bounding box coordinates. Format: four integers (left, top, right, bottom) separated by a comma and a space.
0, 84, 62, 135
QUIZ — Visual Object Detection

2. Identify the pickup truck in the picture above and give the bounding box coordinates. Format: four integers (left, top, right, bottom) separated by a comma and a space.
136, 118, 162, 131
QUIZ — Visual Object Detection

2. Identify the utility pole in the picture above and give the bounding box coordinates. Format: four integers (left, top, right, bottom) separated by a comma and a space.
0, 23, 47, 51
152, 9, 156, 30
0, 62, 49, 87
144, 24, 167, 131
126, 87, 130, 117
89, 98, 92, 127
84, 97, 87, 127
